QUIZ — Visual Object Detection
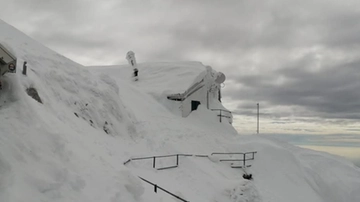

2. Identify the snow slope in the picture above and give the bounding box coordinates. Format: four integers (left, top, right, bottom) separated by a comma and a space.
0, 19, 143, 202
1, 19, 360, 202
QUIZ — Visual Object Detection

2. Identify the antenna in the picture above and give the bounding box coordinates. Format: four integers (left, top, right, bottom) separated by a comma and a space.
257, 103, 259, 134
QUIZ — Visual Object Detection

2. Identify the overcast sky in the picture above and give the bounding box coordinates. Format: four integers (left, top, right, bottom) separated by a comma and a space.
1, 0, 360, 136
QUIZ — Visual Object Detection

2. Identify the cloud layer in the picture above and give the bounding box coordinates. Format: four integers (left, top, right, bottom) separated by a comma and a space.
1, 0, 360, 133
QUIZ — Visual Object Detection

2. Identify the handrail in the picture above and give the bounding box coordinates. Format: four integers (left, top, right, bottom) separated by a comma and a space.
139, 177, 190, 202
126, 152, 256, 201
124, 153, 207, 164
124, 154, 200, 170
211, 151, 257, 168
210, 109, 232, 123
211, 151, 257, 155
131, 154, 192, 160
124, 151, 257, 169
194, 154, 209, 157
210, 109, 232, 113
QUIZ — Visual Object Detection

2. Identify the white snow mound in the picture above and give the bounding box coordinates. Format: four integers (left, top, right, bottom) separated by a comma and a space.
1, 19, 360, 202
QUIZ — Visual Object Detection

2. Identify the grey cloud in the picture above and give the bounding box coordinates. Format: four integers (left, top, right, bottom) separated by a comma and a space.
166, 0, 360, 52
31, 29, 116, 49
3, 0, 360, 60
225, 51, 360, 121
1, 0, 360, 131
320, 12, 360, 48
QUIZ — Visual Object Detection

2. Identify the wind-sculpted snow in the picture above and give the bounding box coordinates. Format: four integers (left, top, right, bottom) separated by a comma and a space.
229, 181, 261, 202
1, 19, 360, 202
0, 19, 140, 202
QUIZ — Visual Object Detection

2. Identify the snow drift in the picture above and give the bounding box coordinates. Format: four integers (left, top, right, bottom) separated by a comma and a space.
1, 19, 360, 202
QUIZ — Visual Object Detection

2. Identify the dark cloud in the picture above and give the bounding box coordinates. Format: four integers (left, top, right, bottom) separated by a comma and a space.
1, 0, 360, 132
226, 56, 360, 120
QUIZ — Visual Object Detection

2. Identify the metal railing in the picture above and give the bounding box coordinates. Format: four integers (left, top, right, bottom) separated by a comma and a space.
124, 151, 257, 169
139, 177, 190, 202
210, 109, 232, 124
125, 151, 257, 202
132, 152, 257, 201
124, 154, 195, 170
211, 151, 257, 168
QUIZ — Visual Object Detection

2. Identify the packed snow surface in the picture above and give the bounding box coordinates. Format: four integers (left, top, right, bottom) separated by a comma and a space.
1, 19, 360, 202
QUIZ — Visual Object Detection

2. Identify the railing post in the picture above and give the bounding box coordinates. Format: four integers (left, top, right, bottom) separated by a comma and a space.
220, 110, 222, 123
243, 153, 246, 168
153, 157, 156, 168
176, 154, 179, 166
154, 184, 157, 193
22, 61, 27, 75
257, 103, 260, 134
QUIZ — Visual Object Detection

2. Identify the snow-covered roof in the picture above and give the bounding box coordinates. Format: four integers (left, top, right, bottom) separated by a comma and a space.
89, 61, 206, 95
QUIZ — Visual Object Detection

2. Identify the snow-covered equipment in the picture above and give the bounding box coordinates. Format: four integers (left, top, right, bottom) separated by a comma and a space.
214, 72, 225, 102
214, 72, 225, 84
126, 51, 137, 67
0, 43, 17, 76
243, 173, 253, 180
133, 68, 139, 81
126, 51, 139, 81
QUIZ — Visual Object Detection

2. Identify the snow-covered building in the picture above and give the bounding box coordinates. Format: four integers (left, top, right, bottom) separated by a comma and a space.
167, 66, 232, 123
0, 43, 17, 76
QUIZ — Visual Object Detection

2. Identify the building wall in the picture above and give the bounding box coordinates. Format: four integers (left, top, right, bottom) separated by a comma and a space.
180, 66, 230, 123
0, 44, 17, 75
181, 85, 207, 117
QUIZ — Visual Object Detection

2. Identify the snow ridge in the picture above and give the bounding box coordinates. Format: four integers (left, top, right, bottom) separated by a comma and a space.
1, 19, 360, 202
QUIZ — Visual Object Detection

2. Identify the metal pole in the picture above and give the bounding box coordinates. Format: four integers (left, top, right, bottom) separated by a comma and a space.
220, 110, 222, 123
176, 154, 179, 166
257, 103, 259, 134
207, 91, 209, 109
153, 157, 156, 168
22, 61, 27, 75
243, 153, 246, 168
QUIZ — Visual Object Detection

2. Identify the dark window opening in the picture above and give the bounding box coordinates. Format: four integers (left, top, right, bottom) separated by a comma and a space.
191, 100, 201, 111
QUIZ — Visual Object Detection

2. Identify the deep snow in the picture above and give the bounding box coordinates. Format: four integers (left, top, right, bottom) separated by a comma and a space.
1, 19, 360, 202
